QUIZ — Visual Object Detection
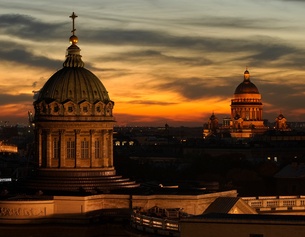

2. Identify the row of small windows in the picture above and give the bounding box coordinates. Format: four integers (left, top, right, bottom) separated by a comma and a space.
232, 108, 262, 111
52, 138, 103, 159
115, 141, 135, 146
232, 98, 261, 102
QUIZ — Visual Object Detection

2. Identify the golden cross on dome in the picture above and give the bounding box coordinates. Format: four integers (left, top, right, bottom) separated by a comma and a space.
69, 12, 78, 35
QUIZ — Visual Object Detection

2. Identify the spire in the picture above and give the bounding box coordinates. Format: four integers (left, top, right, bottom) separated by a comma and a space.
70, 12, 78, 36
63, 12, 84, 68
244, 67, 250, 81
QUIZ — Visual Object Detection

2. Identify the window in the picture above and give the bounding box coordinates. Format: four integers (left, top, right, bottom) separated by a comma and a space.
96, 106, 101, 112
81, 138, 89, 159
95, 139, 101, 159
54, 105, 59, 112
67, 138, 75, 159
68, 106, 73, 112
53, 138, 59, 159
83, 106, 88, 113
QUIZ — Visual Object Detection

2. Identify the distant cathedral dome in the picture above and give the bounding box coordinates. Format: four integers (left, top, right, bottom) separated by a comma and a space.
234, 70, 259, 94
230, 69, 266, 137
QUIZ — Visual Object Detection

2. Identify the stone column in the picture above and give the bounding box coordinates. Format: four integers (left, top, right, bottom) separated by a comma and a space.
46, 129, 52, 168
108, 130, 114, 167
37, 129, 42, 167
75, 129, 81, 168
90, 129, 95, 168
59, 129, 65, 168
259, 109, 263, 120
249, 108, 253, 120
102, 129, 109, 167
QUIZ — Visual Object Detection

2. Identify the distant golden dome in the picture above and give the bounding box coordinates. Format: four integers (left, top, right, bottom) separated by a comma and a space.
234, 69, 259, 94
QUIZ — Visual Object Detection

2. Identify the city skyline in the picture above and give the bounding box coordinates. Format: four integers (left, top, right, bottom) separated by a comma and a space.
1, 0, 305, 126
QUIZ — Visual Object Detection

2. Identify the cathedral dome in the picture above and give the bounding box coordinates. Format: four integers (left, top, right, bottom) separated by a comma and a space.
234, 70, 259, 94
33, 14, 114, 121
36, 67, 110, 104
35, 42, 110, 105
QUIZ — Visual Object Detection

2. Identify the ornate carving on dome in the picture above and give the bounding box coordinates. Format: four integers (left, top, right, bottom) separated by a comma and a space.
79, 100, 92, 115
34, 99, 115, 118
49, 101, 62, 115
105, 102, 114, 116
63, 101, 77, 115
63, 46, 85, 68
94, 101, 105, 115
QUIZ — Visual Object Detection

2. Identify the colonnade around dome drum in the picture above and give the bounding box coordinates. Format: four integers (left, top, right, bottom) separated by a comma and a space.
231, 108, 262, 121
36, 125, 113, 169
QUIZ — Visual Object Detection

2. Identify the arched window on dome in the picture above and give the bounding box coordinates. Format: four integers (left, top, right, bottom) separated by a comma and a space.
63, 101, 76, 115
94, 101, 105, 116
105, 102, 113, 116
79, 101, 91, 115
49, 101, 61, 115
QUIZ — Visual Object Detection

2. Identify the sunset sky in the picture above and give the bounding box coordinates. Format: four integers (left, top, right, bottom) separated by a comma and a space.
1, 0, 305, 126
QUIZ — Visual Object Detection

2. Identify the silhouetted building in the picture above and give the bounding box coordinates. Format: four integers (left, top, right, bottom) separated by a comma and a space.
275, 113, 290, 131
203, 113, 219, 138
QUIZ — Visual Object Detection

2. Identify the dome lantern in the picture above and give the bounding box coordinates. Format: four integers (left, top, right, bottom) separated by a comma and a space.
63, 12, 84, 68
244, 69, 250, 81
234, 69, 259, 94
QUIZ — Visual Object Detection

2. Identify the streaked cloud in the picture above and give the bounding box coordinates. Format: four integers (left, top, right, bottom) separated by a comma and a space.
0, 14, 65, 41
0, 93, 33, 105
0, 0, 305, 126
0, 41, 62, 69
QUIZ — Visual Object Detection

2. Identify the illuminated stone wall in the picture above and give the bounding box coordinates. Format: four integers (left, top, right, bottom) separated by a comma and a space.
0, 190, 237, 224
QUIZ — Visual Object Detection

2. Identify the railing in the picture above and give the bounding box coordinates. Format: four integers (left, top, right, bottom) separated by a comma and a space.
130, 211, 180, 236
242, 196, 305, 212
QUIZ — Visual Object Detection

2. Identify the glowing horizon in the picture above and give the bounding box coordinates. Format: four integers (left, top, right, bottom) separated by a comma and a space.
1, 0, 305, 126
